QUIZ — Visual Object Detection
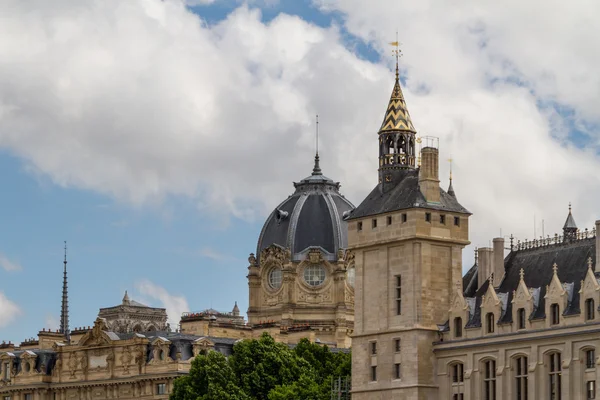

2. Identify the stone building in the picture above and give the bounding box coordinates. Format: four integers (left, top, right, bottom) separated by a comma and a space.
98, 291, 168, 333
348, 56, 600, 400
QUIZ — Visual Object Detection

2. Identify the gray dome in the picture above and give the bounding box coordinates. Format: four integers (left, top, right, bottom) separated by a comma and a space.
257, 155, 355, 262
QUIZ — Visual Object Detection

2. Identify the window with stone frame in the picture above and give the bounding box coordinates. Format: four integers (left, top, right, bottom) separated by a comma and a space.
517, 308, 526, 330
394, 338, 401, 353
395, 275, 402, 315
156, 383, 166, 395
450, 363, 464, 400
486, 312, 495, 333
548, 352, 561, 400
514, 356, 528, 400
550, 303, 560, 325
586, 349, 596, 369
394, 363, 401, 379
370, 341, 377, 355
3, 362, 9, 380
482, 359, 496, 400
586, 298, 595, 321
371, 365, 377, 381
587, 380, 596, 400
23, 395, 32, 400
454, 317, 462, 338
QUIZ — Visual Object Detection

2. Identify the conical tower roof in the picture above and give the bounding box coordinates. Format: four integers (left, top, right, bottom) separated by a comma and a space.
379, 70, 416, 133
563, 204, 577, 230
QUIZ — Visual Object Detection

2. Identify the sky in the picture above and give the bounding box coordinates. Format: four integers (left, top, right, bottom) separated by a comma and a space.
2, 0, 600, 343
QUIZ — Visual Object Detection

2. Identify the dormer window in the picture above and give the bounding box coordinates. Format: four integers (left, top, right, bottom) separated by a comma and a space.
3, 362, 9, 380
586, 298, 595, 321
454, 317, 462, 338
486, 313, 495, 333
517, 308, 526, 330
550, 303, 560, 325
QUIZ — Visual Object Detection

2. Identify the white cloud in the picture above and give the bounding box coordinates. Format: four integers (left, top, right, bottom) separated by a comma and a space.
0, 292, 21, 329
45, 314, 60, 331
1, 0, 600, 271
200, 247, 239, 262
135, 279, 190, 327
0, 253, 22, 272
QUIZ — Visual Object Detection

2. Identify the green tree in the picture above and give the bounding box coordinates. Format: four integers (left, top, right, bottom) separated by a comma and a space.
170, 350, 248, 400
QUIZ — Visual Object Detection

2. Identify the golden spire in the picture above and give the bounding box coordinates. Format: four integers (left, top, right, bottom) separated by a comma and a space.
379, 36, 415, 133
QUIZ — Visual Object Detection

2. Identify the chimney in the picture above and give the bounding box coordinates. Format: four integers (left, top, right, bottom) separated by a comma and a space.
594, 220, 600, 271
477, 247, 494, 289
419, 146, 440, 203
493, 238, 505, 286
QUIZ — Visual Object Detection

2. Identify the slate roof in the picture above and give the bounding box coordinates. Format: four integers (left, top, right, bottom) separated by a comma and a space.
463, 237, 596, 328
348, 169, 470, 220
379, 74, 416, 133
256, 155, 354, 262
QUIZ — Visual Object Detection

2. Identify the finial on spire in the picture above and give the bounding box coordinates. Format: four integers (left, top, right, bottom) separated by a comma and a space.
312, 114, 322, 176
588, 257, 593, 270
447, 158, 456, 198
60, 241, 70, 342
552, 262, 558, 275
389, 31, 401, 80
519, 268, 524, 281
123, 290, 130, 304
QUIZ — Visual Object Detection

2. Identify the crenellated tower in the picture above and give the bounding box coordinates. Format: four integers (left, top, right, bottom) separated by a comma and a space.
348, 50, 471, 400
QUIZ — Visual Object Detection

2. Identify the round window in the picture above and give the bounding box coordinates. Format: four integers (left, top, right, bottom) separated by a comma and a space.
304, 264, 326, 287
268, 267, 282, 289
347, 266, 355, 288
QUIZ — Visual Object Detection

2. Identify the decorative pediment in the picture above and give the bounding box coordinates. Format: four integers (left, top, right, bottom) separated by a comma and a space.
545, 263, 566, 300
512, 268, 532, 304
260, 244, 291, 267
150, 337, 171, 346
580, 257, 599, 294
193, 337, 215, 356
78, 317, 112, 347
481, 284, 501, 309
450, 282, 468, 312
308, 248, 324, 264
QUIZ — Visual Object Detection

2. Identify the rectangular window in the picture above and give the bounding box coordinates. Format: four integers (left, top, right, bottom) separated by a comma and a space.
549, 353, 561, 400
394, 363, 401, 379
486, 312, 495, 333
24, 395, 32, 400
515, 356, 528, 400
370, 342, 377, 355
483, 360, 496, 400
452, 395, 464, 400
588, 381, 596, 399
4, 396, 11, 400
395, 339, 401, 353
452, 364, 464, 383
454, 216, 460, 226
454, 317, 463, 338
357, 221, 362, 231
451, 363, 464, 399
586, 298, 595, 321
425, 212, 431, 223
156, 383, 166, 395
586, 349, 596, 369
395, 275, 402, 315
387, 215, 392, 225
371, 366, 377, 381
440, 214, 446, 224
518, 308, 526, 330
551, 304, 560, 325
372, 219, 378, 228
3, 362, 9, 380
402, 213, 407, 223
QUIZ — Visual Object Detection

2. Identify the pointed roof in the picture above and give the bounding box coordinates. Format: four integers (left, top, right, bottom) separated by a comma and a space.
123, 290, 130, 305
59, 241, 69, 341
232, 301, 240, 316
563, 203, 577, 230
379, 69, 416, 133
447, 179, 455, 198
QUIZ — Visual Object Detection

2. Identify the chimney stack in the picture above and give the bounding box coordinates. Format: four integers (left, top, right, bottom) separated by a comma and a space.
419, 146, 440, 203
477, 247, 494, 289
493, 238, 505, 286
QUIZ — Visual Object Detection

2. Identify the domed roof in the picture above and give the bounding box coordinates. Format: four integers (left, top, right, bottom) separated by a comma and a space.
256, 155, 354, 262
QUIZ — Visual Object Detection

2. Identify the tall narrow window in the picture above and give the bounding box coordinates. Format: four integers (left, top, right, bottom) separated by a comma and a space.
486, 313, 495, 333
454, 317, 462, 338
515, 356, 528, 400
371, 342, 377, 355
518, 308, 526, 330
454, 216, 460, 226
548, 352, 562, 400
483, 360, 496, 400
586, 298, 595, 321
586, 349, 596, 369
395, 339, 401, 352
425, 212, 431, 222
156, 383, 166, 395
3, 362, 8, 380
372, 219, 378, 229
450, 363, 464, 399
440, 214, 446, 224
387, 216, 392, 225
395, 275, 402, 315
588, 381, 596, 400
394, 363, 401, 379
402, 213, 407, 223
357, 221, 363, 231
371, 366, 377, 381
550, 304, 560, 325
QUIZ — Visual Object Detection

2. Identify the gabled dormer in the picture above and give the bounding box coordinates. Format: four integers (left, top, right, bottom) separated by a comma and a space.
449, 283, 469, 339
149, 337, 172, 364
544, 263, 568, 328
480, 282, 502, 335
512, 268, 533, 331
193, 337, 216, 357
579, 257, 599, 323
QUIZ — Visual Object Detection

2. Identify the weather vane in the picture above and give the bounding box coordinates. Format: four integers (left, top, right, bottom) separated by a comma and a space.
389, 31, 402, 77
448, 158, 453, 181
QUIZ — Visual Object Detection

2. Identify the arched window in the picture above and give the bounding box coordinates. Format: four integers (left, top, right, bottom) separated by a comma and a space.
517, 308, 526, 330
514, 356, 528, 400
550, 304, 560, 325
548, 352, 561, 400
586, 298, 595, 321
482, 359, 496, 400
486, 313, 495, 333
133, 324, 142, 333
450, 363, 464, 399
454, 317, 462, 338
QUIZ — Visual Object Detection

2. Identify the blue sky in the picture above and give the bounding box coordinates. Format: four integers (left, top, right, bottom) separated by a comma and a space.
2, 0, 600, 343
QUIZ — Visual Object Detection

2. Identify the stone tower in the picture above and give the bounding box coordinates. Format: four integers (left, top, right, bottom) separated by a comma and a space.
347, 66, 471, 399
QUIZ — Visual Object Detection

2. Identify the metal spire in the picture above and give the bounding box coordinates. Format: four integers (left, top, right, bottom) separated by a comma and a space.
312, 114, 322, 176
59, 241, 70, 342
447, 158, 456, 198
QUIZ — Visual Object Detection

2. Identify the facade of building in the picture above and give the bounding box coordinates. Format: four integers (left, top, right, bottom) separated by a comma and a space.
98, 292, 169, 334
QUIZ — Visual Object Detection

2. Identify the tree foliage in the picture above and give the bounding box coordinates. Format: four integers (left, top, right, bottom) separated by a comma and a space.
170, 333, 351, 400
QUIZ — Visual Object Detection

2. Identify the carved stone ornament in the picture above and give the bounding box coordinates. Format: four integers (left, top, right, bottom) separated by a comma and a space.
344, 251, 355, 268
68, 353, 77, 378
308, 248, 323, 264
120, 347, 132, 375
79, 352, 88, 374
248, 253, 257, 266
260, 244, 290, 266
